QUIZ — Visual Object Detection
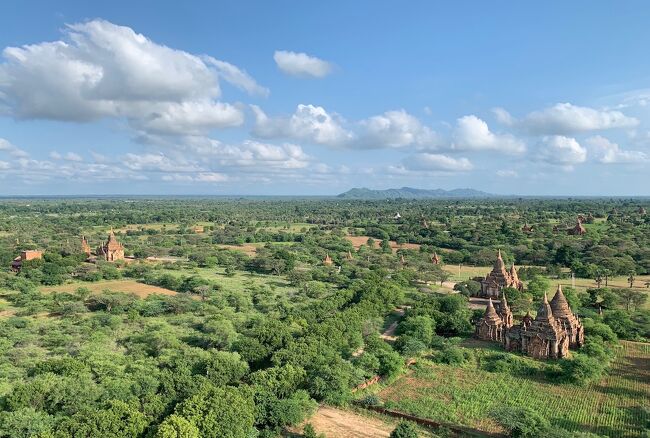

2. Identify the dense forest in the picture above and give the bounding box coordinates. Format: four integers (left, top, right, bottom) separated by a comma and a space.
0, 197, 647, 437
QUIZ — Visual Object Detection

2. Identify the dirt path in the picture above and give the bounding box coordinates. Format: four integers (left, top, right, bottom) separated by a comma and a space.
300, 406, 395, 438
380, 308, 405, 341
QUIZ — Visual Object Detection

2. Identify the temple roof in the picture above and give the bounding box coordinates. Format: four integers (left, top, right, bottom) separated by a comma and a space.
483, 298, 502, 323
550, 284, 573, 318
534, 292, 555, 324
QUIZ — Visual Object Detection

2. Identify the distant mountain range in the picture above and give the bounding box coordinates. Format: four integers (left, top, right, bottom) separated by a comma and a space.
337, 187, 495, 199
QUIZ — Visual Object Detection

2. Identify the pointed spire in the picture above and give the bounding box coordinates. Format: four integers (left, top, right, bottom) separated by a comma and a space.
535, 292, 555, 323
550, 284, 573, 318
501, 292, 510, 311
484, 298, 500, 321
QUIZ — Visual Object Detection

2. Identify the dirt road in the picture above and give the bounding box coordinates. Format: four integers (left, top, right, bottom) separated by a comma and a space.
300, 406, 395, 438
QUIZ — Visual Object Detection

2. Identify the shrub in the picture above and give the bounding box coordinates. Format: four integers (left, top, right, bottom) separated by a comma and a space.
390, 421, 419, 438
491, 406, 551, 437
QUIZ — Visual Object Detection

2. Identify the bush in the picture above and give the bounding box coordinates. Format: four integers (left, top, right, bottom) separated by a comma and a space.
491, 406, 550, 437
390, 421, 419, 438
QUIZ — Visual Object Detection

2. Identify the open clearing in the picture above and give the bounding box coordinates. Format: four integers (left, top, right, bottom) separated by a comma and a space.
297, 406, 395, 438
40, 279, 179, 298
375, 341, 649, 437
346, 236, 421, 253
442, 265, 491, 282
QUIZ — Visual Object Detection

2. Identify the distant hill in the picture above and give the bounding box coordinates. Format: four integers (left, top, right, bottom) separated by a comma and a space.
337, 187, 495, 199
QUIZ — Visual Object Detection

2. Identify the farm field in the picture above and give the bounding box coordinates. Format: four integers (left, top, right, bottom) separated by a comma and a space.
40, 279, 179, 298
374, 341, 650, 437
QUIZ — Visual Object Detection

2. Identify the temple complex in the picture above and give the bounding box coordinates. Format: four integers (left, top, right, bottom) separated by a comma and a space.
474, 250, 523, 298
475, 285, 582, 360
96, 231, 125, 261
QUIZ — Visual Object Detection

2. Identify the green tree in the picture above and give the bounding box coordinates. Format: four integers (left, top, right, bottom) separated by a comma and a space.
156, 415, 200, 438
175, 385, 255, 438
389, 421, 419, 438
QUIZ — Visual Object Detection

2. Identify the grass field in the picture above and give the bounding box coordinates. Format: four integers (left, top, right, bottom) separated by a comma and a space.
40, 279, 179, 298
442, 265, 491, 282
373, 341, 649, 437
158, 266, 296, 296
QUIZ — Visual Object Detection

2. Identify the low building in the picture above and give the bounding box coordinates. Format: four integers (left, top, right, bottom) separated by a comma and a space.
11, 250, 43, 272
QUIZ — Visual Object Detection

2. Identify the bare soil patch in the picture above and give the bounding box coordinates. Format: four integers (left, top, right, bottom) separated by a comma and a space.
346, 236, 420, 253
218, 244, 259, 257
40, 280, 179, 298
296, 406, 395, 438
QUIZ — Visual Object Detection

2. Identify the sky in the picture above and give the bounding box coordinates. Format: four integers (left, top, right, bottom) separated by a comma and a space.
0, 1, 649, 196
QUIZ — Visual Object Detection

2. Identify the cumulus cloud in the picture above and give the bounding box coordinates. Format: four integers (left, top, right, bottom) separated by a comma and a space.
586, 135, 648, 164
0, 19, 265, 136
273, 50, 332, 78
251, 105, 440, 150
0, 138, 29, 157
519, 103, 638, 135
251, 104, 352, 147
402, 153, 473, 172
453, 115, 525, 154
537, 135, 587, 166
357, 110, 440, 149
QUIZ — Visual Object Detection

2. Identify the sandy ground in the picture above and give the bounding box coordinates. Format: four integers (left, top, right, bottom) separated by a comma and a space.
40, 279, 179, 298
345, 236, 420, 253
296, 406, 394, 438
218, 244, 259, 257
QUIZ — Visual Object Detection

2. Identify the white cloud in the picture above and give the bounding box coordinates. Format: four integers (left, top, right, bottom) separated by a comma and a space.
251, 104, 351, 146
520, 103, 638, 135
251, 105, 439, 150
273, 50, 332, 78
64, 152, 83, 162
586, 135, 648, 164
357, 110, 440, 149
204, 57, 269, 97
0, 19, 265, 137
0, 138, 28, 157
402, 153, 473, 172
537, 135, 587, 166
133, 100, 244, 135
492, 107, 515, 126
496, 170, 518, 178
453, 115, 525, 154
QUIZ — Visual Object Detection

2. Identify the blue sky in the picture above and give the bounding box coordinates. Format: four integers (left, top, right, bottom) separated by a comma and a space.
1, 1, 649, 195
